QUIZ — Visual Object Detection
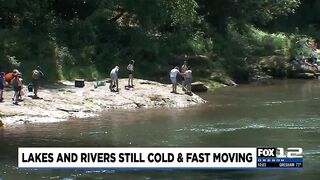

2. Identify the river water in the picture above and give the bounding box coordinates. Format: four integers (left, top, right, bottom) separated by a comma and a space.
0, 79, 319, 179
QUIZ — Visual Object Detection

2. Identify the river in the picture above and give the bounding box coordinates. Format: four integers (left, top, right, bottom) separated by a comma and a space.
0, 79, 319, 179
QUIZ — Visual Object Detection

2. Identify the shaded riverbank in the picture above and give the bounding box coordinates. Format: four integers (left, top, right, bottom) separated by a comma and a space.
0, 79, 205, 126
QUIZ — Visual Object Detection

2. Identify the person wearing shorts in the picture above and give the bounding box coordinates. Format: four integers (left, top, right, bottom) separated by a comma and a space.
127, 60, 135, 87
18, 73, 24, 101
110, 66, 119, 92
32, 66, 44, 98
11, 73, 22, 105
181, 61, 188, 91
170, 66, 180, 93
184, 66, 193, 94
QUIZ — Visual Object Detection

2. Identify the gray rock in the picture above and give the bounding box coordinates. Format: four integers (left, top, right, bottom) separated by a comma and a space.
210, 74, 237, 86
191, 82, 208, 92
295, 73, 316, 79
0, 79, 206, 126
249, 75, 273, 82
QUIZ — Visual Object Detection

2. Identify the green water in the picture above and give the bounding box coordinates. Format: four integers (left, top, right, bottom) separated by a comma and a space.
0, 79, 320, 179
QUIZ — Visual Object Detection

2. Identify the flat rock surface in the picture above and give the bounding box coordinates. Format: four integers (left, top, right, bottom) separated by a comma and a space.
0, 79, 206, 126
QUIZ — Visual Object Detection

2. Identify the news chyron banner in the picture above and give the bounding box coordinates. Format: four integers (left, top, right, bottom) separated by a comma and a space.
18, 147, 303, 170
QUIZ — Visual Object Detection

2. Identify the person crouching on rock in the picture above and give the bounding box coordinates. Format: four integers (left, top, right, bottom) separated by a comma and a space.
32, 66, 44, 99
110, 66, 119, 92
5, 69, 18, 84
183, 66, 193, 95
127, 60, 135, 88
0, 72, 5, 102
11, 73, 22, 105
170, 66, 180, 93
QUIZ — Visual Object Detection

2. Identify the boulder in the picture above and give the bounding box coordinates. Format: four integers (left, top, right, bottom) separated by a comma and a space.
210, 73, 237, 86
191, 82, 208, 92
0, 120, 3, 127
0, 79, 206, 126
249, 75, 273, 82
294, 73, 316, 79
258, 55, 289, 78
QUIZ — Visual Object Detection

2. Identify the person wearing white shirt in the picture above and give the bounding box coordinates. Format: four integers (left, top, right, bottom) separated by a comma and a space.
110, 66, 119, 92
170, 66, 180, 93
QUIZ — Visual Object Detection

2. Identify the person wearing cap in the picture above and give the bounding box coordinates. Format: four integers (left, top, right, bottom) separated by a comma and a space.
127, 60, 135, 88
110, 66, 119, 92
0, 72, 5, 102
32, 66, 44, 98
170, 66, 181, 93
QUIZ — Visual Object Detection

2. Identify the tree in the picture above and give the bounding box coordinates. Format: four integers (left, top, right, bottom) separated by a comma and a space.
197, 0, 300, 33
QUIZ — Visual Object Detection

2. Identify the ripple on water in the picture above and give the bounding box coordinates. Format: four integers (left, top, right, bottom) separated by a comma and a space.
80, 132, 108, 136
176, 124, 266, 134
175, 123, 320, 134
262, 98, 312, 106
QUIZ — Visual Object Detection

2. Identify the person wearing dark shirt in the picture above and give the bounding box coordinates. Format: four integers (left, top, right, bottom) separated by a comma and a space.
0, 72, 5, 102
32, 66, 44, 98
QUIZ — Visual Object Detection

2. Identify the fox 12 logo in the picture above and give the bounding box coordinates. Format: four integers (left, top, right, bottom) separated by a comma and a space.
257, 147, 303, 158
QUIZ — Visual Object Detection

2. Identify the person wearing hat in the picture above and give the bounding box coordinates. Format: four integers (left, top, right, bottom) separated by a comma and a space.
32, 66, 44, 98
110, 66, 119, 92
127, 60, 135, 88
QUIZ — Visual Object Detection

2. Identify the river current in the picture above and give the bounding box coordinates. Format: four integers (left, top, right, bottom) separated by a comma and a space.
0, 79, 319, 179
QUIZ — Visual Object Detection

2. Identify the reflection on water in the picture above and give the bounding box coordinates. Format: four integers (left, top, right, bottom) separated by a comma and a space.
0, 79, 320, 179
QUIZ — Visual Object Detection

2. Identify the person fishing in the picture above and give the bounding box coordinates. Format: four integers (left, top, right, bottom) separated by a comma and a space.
32, 66, 44, 98
170, 66, 180, 93
110, 66, 119, 92
127, 60, 135, 88
0, 72, 5, 102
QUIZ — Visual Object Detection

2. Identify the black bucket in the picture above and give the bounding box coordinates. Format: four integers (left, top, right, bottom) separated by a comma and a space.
75, 79, 85, 88
28, 84, 33, 92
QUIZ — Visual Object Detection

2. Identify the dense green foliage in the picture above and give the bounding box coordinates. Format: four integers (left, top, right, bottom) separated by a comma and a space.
0, 0, 318, 82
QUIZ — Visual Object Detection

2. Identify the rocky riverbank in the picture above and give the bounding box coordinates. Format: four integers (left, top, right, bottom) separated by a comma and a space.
0, 79, 206, 126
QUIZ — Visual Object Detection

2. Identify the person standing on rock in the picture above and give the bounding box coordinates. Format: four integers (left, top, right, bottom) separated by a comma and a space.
110, 66, 119, 92
0, 72, 5, 102
32, 66, 44, 99
11, 73, 22, 105
127, 60, 135, 88
181, 61, 188, 91
170, 66, 180, 93
18, 73, 24, 101
184, 66, 193, 95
